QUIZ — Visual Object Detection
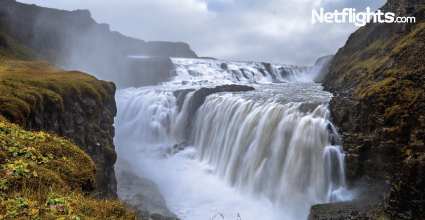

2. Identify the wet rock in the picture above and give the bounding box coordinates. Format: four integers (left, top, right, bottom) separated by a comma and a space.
308, 177, 388, 220
220, 63, 228, 69
117, 170, 179, 220
261, 62, 280, 83
170, 141, 191, 155
173, 88, 195, 112
258, 69, 266, 76
174, 85, 254, 140
239, 68, 248, 79
188, 85, 254, 117
173, 141, 190, 151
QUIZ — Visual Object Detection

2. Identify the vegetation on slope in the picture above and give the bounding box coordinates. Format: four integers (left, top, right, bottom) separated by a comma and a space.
0, 115, 137, 219
0, 16, 138, 219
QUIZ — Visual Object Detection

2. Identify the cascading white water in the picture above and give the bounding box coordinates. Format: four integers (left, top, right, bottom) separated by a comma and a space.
192, 94, 350, 215
166, 58, 312, 86
114, 80, 353, 219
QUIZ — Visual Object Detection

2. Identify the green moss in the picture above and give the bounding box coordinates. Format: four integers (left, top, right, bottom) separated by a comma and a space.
392, 23, 425, 55
357, 77, 396, 99
104, 147, 117, 167
104, 107, 112, 118
100, 130, 107, 138
334, 40, 391, 85
93, 124, 101, 132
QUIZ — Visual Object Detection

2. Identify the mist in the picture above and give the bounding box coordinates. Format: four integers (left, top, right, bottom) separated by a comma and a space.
1, 1, 198, 88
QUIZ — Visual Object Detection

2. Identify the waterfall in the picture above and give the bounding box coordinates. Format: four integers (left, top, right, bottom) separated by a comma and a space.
167, 58, 312, 86
193, 95, 348, 208
114, 82, 353, 220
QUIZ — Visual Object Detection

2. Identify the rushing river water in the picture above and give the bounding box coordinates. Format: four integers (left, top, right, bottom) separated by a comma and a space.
114, 58, 353, 220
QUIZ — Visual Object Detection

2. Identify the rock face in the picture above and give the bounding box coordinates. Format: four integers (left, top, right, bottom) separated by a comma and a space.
261, 62, 280, 82
173, 85, 255, 139
115, 159, 179, 220
116, 171, 179, 219
0, 0, 198, 87
308, 177, 388, 220
25, 83, 118, 199
188, 85, 255, 116
321, 0, 425, 218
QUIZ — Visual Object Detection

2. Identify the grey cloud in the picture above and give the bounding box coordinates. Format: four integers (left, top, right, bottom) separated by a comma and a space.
17, 0, 387, 65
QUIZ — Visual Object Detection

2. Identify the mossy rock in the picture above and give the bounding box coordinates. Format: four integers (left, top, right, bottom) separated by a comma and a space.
104, 146, 117, 167
0, 59, 116, 126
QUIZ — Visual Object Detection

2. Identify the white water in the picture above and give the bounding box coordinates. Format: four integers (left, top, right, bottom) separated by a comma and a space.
114, 58, 353, 220
166, 58, 311, 86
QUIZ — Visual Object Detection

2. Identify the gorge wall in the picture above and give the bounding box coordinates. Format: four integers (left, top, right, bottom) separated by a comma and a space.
322, 0, 425, 218
25, 82, 119, 199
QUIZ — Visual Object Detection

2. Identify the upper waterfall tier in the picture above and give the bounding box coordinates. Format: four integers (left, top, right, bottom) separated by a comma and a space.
169, 58, 312, 86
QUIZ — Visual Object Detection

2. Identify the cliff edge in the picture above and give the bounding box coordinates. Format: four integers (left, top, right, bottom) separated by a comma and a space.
319, 0, 425, 218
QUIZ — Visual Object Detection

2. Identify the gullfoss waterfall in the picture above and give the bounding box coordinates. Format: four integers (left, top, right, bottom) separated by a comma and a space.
114, 58, 353, 220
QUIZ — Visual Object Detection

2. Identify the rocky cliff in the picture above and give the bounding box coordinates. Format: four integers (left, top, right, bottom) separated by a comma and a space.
321, 0, 425, 218
0, 57, 119, 199
25, 80, 119, 199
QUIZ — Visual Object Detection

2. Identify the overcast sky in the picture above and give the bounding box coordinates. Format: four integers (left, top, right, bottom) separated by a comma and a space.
17, 0, 387, 65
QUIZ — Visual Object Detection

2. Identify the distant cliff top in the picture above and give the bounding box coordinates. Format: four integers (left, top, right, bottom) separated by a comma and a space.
0, 0, 198, 60
0, 0, 198, 86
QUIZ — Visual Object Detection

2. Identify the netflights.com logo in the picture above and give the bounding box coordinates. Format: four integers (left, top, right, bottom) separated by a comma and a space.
312, 7, 416, 27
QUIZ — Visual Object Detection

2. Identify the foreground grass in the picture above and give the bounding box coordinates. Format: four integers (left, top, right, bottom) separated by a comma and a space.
0, 115, 138, 219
